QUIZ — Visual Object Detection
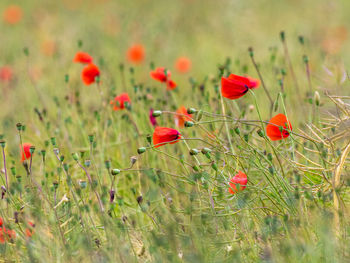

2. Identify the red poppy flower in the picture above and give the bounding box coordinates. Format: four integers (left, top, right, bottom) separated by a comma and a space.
3, 5, 22, 25
150, 67, 177, 90
0, 227, 16, 243
127, 44, 145, 64
81, 63, 100, 85
149, 109, 157, 127
25, 221, 35, 238
175, 56, 192, 73
153, 127, 181, 148
229, 171, 248, 194
0, 66, 13, 82
73, 52, 93, 64
110, 93, 131, 110
21, 143, 32, 162
266, 113, 292, 141
221, 74, 260, 100
0, 217, 3, 227
175, 106, 192, 128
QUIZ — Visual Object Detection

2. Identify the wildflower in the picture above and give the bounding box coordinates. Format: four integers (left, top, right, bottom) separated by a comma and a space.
229, 171, 247, 194
221, 74, 259, 100
0, 227, 16, 243
153, 127, 181, 148
175, 56, 192, 73
81, 63, 100, 85
266, 113, 292, 141
21, 143, 33, 162
0, 66, 12, 82
0, 217, 2, 226
3, 5, 22, 25
110, 93, 131, 110
25, 221, 35, 238
175, 106, 192, 128
149, 109, 158, 127
127, 44, 145, 64
73, 51, 93, 64
150, 67, 177, 90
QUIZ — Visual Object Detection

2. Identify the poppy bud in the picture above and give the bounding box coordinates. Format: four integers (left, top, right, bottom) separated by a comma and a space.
10, 167, 16, 176
104, 160, 111, 169
84, 160, 91, 167
71, 153, 79, 161
53, 181, 59, 189
192, 165, 200, 172
60, 155, 64, 162
146, 134, 152, 143
0, 140, 5, 148
196, 110, 203, 121
303, 55, 309, 63
137, 147, 146, 154
23, 47, 29, 56
314, 91, 320, 106
79, 180, 87, 189
111, 169, 120, 175
152, 110, 162, 117
189, 149, 199, 155
0, 134, 3, 140
243, 134, 249, 142
248, 47, 254, 57
281, 68, 286, 76
280, 31, 285, 42
267, 153, 273, 161
41, 149, 46, 158
63, 163, 69, 172
65, 74, 69, 83
298, 35, 304, 45
51, 137, 56, 146
88, 134, 94, 143
184, 121, 194, 127
130, 156, 137, 165
268, 166, 274, 174
136, 195, 143, 204
234, 127, 240, 135
211, 163, 218, 171
29, 146, 35, 154
257, 129, 264, 137
16, 123, 22, 131
110, 189, 115, 203
187, 108, 197, 114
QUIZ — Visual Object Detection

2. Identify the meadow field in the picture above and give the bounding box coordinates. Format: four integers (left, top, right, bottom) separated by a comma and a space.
1, 0, 350, 262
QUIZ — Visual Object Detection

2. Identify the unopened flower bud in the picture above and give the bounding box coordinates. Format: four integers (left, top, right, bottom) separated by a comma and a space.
111, 169, 120, 175
184, 121, 194, 127
314, 91, 320, 106
152, 110, 162, 117
189, 149, 199, 155
187, 108, 197, 114
137, 147, 146, 154
72, 153, 79, 161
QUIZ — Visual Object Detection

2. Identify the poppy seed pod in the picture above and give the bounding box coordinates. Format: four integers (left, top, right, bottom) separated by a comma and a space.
152, 110, 162, 117
184, 121, 194, 127
201, 148, 211, 154
257, 129, 264, 137
111, 169, 120, 175
187, 108, 197, 114
189, 149, 199, 155
72, 153, 79, 161
16, 123, 22, 131
51, 137, 56, 146
137, 147, 146, 154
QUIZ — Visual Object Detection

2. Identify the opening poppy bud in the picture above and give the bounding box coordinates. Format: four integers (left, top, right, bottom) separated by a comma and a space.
146, 134, 152, 144
280, 31, 285, 41
257, 129, 264, 137
16, 123, 22, 131
187, 108, 197, 114
184, 121, 194, 127
201, 148, 211, 154
111, 169, 120, 175
189, 149, 199, 155
88, 134, 94, 143
152, 110, 162, 117
137, 147, 146, 154
51, 137, 56, 146
29, 146, 35, 154
211, 163, 218, 171
104, 160, 111, 169
72, 153, 79, 161
234, 127, 240, 135
314, 91, 320, 106
0, 140, 5, 148
84, 160, 91, 167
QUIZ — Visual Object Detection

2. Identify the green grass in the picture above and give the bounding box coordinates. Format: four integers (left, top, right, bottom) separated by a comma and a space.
0, 0, 350, 262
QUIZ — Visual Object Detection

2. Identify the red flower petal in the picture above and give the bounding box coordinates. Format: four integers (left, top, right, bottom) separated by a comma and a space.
81, 63, 100, 85
153, 127, 181, 148
229, 171, 248, 194
73, 52, 93, 64
266, 114, 292, 141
